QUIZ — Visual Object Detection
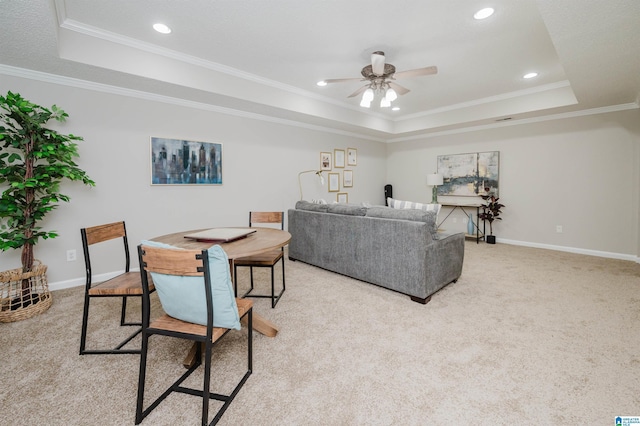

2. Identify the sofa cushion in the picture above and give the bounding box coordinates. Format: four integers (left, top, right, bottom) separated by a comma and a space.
366, 207, 438, 235
139, 240, 241, 330
295, 200, 329, 212
387, 197, 441, 218
327, 203, 367, 216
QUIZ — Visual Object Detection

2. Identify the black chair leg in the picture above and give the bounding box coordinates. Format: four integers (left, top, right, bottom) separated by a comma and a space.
79, 293, 91, 354
135, 332, 149, 425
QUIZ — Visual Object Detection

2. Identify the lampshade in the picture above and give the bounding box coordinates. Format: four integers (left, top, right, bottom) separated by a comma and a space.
385, 88, 398, 102
380, 97, 391, 108
427, 173, 443, 186
362, 88, 375, 102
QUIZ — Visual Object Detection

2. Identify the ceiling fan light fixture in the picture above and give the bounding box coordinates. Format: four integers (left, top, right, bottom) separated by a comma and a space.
316, 80, 327, 87
523, 72, 538, 79
385, 88, 398, 102
362, 88, 375, 102
360, 98, 371, 108
380, 97, 391, 108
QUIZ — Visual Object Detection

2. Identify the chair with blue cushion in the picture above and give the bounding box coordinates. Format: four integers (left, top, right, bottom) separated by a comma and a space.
79, 221, 153, 355
233, 211, 286, 308
136, 242, 253, 426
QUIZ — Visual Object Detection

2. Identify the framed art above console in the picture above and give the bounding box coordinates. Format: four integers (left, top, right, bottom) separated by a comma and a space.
437, 151, 499, 197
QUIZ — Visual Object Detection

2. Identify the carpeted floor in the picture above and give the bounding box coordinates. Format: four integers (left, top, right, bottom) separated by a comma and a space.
1, 241, 639, 425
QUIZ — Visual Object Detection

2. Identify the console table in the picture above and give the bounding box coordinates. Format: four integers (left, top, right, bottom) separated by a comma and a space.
439, 203, 485, 243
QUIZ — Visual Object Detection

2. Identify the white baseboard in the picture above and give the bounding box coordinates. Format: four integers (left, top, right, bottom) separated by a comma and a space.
497, 238, 640, 263
49, 268, 140, 292
47, 241, 640, 291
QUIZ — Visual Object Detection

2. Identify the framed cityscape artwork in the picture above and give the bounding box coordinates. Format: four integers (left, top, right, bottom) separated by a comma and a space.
150, 137, 222, 185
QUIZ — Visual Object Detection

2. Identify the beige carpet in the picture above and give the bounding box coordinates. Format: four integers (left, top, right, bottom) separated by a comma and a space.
1, 242, 639, 425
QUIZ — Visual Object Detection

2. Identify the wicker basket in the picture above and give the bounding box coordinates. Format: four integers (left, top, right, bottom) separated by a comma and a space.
0, 260, 52, 323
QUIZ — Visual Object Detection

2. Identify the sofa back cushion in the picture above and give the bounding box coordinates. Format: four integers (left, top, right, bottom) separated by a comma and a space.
295, 200, 329, 212
366, 206, 438, 235
327, 203, 367, 216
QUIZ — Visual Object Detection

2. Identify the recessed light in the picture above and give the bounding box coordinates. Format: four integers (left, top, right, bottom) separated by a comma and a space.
153, 23, 171, 34
392, 107, 400, 111
316, 81, 327, 87
474, 7, 494, 20
523, 72, 538, 79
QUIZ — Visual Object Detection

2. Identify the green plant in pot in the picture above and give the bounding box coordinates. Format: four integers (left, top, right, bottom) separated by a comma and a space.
478, 189, 505, 244
0, 91, 94, 320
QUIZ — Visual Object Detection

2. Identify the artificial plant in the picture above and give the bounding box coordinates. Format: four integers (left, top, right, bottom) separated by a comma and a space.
0, 91, 95, 280
477, 190, 505, 236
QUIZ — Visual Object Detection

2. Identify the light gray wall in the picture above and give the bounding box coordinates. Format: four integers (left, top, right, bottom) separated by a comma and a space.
0, 75, 387, 286
386, 109, 640, 259
2, 73, 639, 290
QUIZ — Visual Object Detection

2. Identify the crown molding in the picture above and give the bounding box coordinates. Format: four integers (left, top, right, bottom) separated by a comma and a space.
0, 64, 386, 142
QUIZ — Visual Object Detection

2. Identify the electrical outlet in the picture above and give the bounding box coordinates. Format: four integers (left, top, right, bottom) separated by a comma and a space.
66, 249, 77, 262
556, 225, 563, 233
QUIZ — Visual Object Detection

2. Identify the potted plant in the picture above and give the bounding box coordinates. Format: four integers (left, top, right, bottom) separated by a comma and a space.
0, 91, 95, 322
478, 189, 505, 244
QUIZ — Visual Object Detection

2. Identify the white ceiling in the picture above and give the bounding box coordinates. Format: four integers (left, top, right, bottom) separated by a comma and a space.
1, 0, 639, 142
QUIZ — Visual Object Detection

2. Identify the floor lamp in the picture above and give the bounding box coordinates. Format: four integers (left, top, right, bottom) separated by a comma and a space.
427, 173, 443, 203
298, 170, 325, 200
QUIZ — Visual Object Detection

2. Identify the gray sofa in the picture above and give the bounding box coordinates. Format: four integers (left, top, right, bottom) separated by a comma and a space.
287, 201, 465, 304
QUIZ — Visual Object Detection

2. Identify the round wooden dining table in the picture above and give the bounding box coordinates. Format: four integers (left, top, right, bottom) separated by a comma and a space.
151, 227, 291, 367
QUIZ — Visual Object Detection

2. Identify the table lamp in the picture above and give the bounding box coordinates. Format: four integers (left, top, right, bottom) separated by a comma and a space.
427, 173, 443, 203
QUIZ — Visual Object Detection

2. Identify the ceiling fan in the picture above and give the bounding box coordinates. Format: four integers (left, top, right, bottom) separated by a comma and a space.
318, 51, 437, 108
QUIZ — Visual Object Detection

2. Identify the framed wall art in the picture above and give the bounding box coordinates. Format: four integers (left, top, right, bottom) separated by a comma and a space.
320, 152, 332, 171
151, 137, 222, 185
337, 192, 348, 203
437, 151, 499, 196
328, 172, 340, 192
343, 170, 353, 187
334, 149, 345, 168
347, 148, 357, 166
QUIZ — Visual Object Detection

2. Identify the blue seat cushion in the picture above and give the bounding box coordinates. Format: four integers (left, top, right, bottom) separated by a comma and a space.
140, 240, 240, 330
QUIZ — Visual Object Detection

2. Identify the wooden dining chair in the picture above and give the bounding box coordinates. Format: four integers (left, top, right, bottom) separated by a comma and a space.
136, 243, 253, 426
233, 211, 286, 308
79, 221, 152, 355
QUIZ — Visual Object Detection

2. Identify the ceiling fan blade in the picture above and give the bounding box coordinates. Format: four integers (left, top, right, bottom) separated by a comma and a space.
371, 51, 386, 76
393, 66, 438, 79
388, 82, 410, 96
322, 77, 363, 84
347, 85, 369, 98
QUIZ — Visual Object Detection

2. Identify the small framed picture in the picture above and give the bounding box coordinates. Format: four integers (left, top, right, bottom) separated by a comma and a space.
320, 152, 332, 170
337, 192, 348, 203
334, 149, 345, 168
347, 148, 357, 166
328, 172, 340, 192
343, 170, 353, 187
